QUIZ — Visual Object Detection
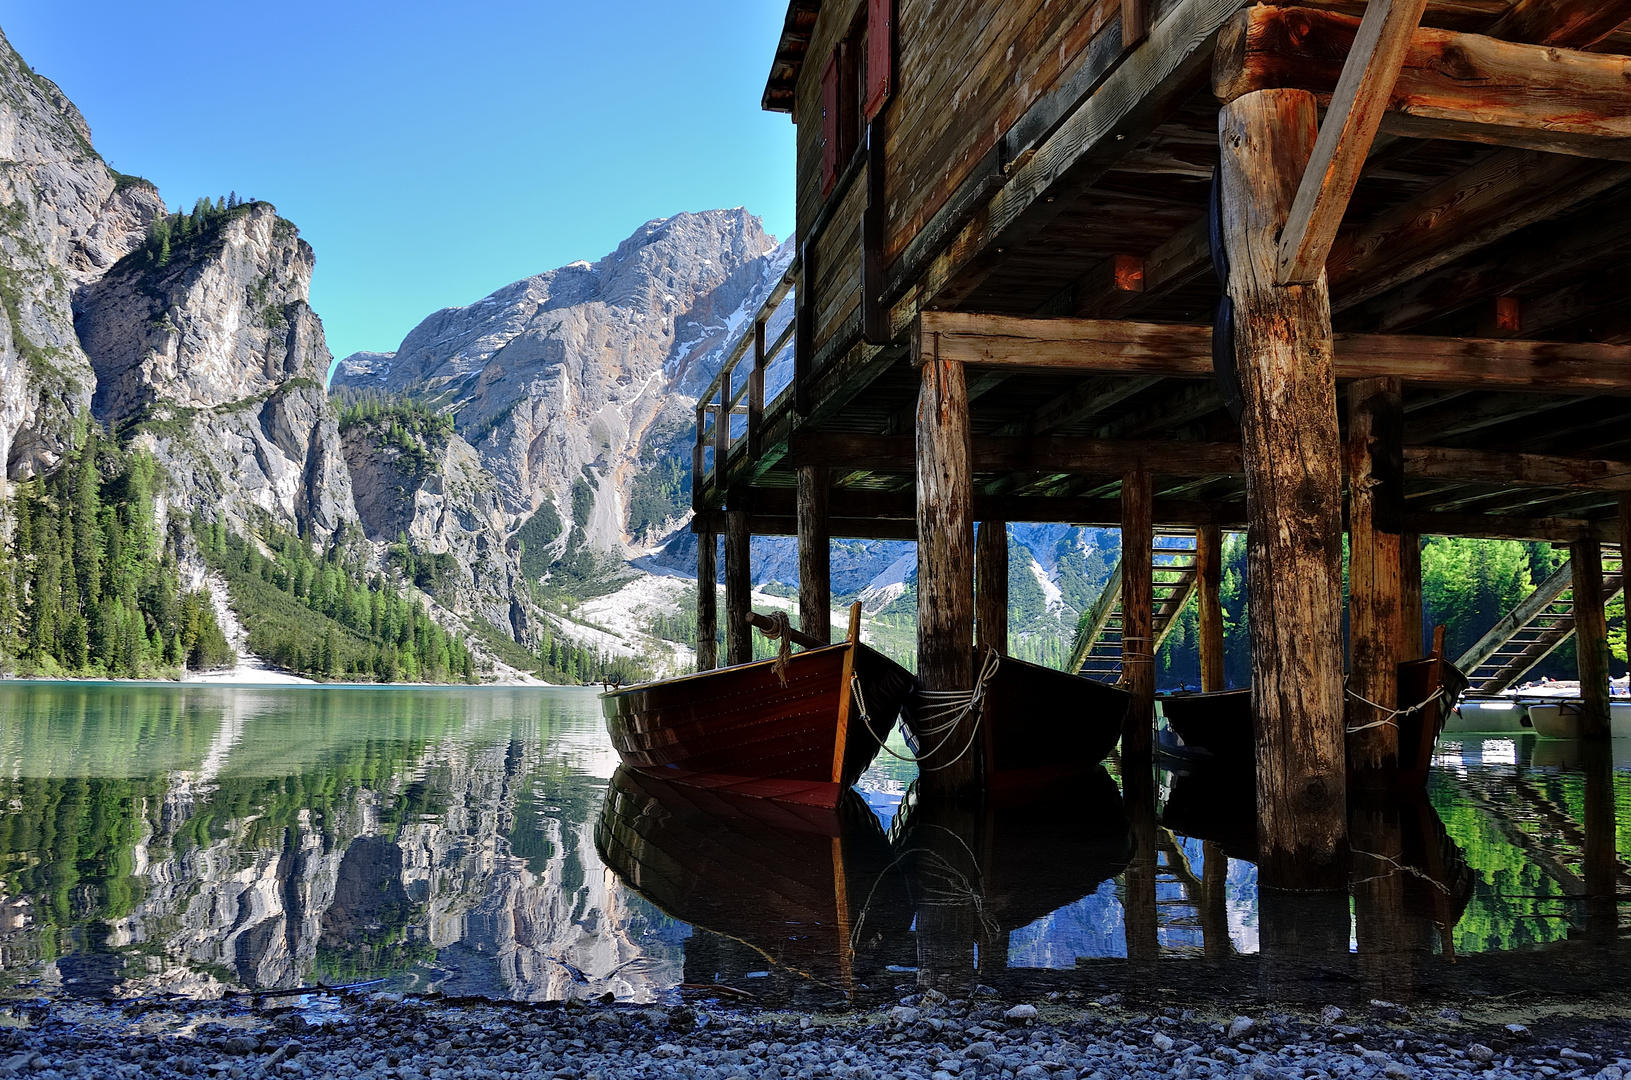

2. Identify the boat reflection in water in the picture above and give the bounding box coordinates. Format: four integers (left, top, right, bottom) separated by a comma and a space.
890, 766, 1133, 990
594, 766, 915, 1000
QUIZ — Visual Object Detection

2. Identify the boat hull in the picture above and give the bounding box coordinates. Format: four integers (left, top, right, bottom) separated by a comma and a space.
1445, 698, 1532, 734
1157, 688, 1253, 760
1528, 700, 1631, 739
899, 648, 1129, 800
600, 641, 916, 802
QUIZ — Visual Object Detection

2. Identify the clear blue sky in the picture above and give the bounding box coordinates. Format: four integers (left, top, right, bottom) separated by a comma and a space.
0, 1, 795, 363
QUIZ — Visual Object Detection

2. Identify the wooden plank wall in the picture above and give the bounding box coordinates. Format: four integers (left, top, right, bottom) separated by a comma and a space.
792, 0, 1123, 349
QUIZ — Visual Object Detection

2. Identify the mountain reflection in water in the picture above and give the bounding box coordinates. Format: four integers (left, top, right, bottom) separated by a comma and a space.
0, 683, 1625, 1005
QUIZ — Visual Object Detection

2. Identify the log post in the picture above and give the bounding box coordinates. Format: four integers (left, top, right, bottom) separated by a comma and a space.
1400, 531, 1424, 661
1583, 741, 1618, 937
725, 509, 753, 666
1196, 524, 1226, 692
696, 529, 718, 671
1221, 88, 1349, 889
1571, 536, 1611, 739
916, 319, 977, 797
1121, 467, 1155, 758
975, 521, 1009, 655
798, 465, 832, 644
1346, 377, 1405, 776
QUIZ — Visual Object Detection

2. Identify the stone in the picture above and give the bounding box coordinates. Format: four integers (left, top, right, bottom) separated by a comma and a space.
1505, 1025, 1532, 1041
1466, 1045, 1495, 1064
1005, 1006, 1038, 1022
1152, 1034, 1174, 1053
1437, 1009, 1463, 1023
1319, 1007, 1346, 1026
1228, 1018, 1257, 1040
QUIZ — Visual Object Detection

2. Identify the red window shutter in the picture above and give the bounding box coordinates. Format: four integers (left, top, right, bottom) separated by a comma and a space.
864, 0, 893, 120
821, 51, 841, 195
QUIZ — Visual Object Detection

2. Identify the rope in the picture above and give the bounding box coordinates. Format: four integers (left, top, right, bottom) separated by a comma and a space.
1344, 678, 1451, 733
751, 609, 795, 686
1350, 848, 1452, 895
851, 650, 1003, 772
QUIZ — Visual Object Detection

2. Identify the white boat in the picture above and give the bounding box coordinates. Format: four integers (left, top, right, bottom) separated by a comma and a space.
1527, 700, 1631, 739
1445, 697, 1533, 734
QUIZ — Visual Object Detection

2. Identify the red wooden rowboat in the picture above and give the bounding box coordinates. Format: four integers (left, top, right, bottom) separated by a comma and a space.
599, 605, 917, 809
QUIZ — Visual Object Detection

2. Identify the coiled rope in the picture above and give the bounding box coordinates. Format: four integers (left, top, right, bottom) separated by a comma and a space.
851, 649, 1002, 771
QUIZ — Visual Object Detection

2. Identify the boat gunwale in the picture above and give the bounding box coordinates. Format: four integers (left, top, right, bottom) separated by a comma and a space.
599, 640, 874, 700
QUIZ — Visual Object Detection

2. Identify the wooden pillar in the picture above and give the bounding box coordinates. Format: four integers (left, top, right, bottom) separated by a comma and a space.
1196, 524, 1226, 692
1583, 741, 1619, 938
725, 509, 753, 666
1571, 536, 1612, 739
975, 521, 1009, 656
696, 529, 717, 672
915, 321, 977, 797
1122, 760, 1160, 963
1221, 88, 1349, 889
1346, 377, 1405, 776
1121, 467, 1155, 758
1400, 531, 1424, 661
797, 465, 832, 644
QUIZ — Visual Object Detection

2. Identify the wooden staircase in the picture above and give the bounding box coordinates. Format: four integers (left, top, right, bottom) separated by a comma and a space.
1068, 531, 1202, 683
1455, 545, 1624, 694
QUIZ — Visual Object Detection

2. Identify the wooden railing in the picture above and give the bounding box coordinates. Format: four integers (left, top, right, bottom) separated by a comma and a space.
692, 266, 798, 511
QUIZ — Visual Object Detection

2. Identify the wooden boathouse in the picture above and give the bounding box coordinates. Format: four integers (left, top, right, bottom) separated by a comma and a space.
691, 0, 1631, 887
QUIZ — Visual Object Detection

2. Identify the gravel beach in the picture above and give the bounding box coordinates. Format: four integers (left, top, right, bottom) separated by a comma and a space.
3, 990, 1627, 1080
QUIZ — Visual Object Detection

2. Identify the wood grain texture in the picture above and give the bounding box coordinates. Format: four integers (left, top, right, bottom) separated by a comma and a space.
726, 510, 753, 666
975, 520, 1010, 655
1121, 466, 1156, 759
1216, 6, 1631, 161
1221, 87, 1349, 889
1486, 0, 1631, 49
798, 465, 833, 644
1571, 538, 1613, 739
1400, 532, 1424, 661
915, 322, 977, 797
1196, 523, 1227, 693
696, 529, 718, 672
1345, 377, 1405, 775
1275, 0, 1431, 285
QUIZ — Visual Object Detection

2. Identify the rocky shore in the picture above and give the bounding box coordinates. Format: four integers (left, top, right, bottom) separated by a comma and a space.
3, 989, 1627, 1080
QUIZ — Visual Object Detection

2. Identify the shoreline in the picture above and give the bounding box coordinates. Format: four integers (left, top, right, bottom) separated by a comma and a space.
3, 988, 1627, 1080
0, 673, 587, 689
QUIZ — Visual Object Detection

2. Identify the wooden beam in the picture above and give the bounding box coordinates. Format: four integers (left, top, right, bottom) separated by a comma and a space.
1072, 219, 1211, 320
797, 464, 832, 644
1275, 0, 1430, 286
1403, 447, 1631, 491
1345, 377, 1406, 774
1216, 6, 1631, 162
696, 492, 1251, 530
792, 431, 1244, 474
1400, 531, 1424, 660
1486, 0, 1631, 50
918, 310, 1631, 395
696, 528, 717, 671
975, 520, 1009, 656
725, 510, 753, 666
1122, 467, 1156, 759
1572, 537, 1613, 738
1196, 523, 1227, 692
1405, 511, 1620, 543
1222, 87, 1349, 890
915, 322, 977, 797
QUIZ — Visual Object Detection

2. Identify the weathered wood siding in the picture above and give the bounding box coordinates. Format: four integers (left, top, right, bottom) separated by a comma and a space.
793, 0, 1122, 353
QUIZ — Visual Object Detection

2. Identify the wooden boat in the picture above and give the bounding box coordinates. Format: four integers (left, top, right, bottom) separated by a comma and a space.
898, 646, 1130, 802
1158, 688, 1253, 761
1395, 645, 1470, 779
600, 604, 916, 808
593, 765, 913, 992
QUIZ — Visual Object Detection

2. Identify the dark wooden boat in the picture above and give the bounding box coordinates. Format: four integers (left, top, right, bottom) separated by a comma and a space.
593, 765, 914, 992
600, 605, 916, 808
1395, 652, 1470, 780
899, 646, 1130, 802
1158, 688, 1253, 761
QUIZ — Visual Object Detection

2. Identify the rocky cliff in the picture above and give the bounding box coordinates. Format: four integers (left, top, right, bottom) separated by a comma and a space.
0, 28, 164, 489
74, 201, 358, 540
333, 211, 791, 555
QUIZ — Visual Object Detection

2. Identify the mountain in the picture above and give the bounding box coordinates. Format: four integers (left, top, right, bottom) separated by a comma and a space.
333, 211, 792, 554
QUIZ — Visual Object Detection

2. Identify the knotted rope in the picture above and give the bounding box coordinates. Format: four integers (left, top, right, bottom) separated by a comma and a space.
752, 609, 796, 686
1344, 678, 1451, 733
852, 649, 1002, 771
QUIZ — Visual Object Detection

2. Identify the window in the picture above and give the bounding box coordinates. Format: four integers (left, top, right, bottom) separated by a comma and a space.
820, 0, 893, 197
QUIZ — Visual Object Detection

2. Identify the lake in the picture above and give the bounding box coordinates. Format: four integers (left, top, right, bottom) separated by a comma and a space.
0, 682, 1624, 1007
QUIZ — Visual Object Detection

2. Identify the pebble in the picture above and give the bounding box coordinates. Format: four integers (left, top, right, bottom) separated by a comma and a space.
0, 993, 1618, 1080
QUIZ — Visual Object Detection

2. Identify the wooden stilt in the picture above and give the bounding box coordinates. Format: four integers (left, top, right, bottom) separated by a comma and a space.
1346, 377, 1405, 776
975, 520, 1009, 655
696, 529, 718, 672
1121, 467, 1155, 758
1220, 88, 1349, 889
915, 319, 977, 797
1583, 742, 1618, 937
1123, 763, 1160, 962
1196, 524, 1226, 692
1571, 536, 1611, 739
798, 465, 832, 644
1400, 531, 1424, 661
725, 509, 753, 666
